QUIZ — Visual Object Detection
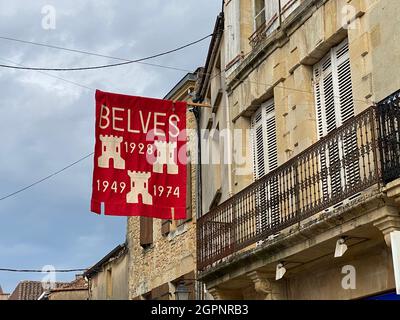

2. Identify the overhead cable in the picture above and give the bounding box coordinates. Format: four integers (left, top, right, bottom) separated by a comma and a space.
0, 153, 94, 201
0, 33, 212, 71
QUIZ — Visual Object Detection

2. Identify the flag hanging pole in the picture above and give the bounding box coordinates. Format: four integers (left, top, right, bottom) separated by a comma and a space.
172, 99, 211, 108
186, 101, 211, 108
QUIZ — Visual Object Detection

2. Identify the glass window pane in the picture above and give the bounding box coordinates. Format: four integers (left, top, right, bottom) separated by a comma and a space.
254, 0, 265, 16
255, 9, 266, 29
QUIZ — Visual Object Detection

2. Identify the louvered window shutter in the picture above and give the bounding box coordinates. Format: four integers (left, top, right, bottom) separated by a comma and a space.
264, 100, 279, 228
334, 40, 359, 188
264, 101, 278, 172
334, 40, 354, 124
314, 39, 354, 136
313, 39, 358, 201
251, 99, 277, 180
251, 99, 279, 231
251, 107, 265, 179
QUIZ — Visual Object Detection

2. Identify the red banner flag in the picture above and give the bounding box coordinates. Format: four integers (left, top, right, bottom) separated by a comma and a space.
91, 90, 187, 219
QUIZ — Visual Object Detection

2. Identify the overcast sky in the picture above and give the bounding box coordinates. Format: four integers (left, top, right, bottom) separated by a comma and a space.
0, 0, 220, 293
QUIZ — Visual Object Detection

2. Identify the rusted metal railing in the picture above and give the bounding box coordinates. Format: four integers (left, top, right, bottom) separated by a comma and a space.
197, 106, 383, 271
249, 14, 278, 49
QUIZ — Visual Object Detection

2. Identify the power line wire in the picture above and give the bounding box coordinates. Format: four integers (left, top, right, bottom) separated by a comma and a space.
0, 34, 212, 71
0, 34, 371, 105
0, 57, 95, 91
0, 268, 87, 273
0, 35, 193, 73
0, 153, 93, 201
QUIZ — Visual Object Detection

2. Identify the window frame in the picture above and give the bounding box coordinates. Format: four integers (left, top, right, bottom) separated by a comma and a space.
253, 0, 266, 31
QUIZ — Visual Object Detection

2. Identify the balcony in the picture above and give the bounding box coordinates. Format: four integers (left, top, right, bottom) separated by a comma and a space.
249, 14, 278, 49
197, 95, 400, 271
249, 0, 301, 49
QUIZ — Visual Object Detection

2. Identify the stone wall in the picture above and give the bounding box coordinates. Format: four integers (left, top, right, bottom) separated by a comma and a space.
89, 253, 128, 300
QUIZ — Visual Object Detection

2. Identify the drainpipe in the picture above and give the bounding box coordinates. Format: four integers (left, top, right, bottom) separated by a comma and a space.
224, 90, 234, 198
278, 0, 283, 28
191, 98, 202, 300
191, 102, 202, 220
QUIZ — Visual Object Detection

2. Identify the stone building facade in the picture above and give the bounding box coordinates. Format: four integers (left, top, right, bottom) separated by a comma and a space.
127, 72, 199, 300
196, 0, 400, 300
84, 244, 128, 300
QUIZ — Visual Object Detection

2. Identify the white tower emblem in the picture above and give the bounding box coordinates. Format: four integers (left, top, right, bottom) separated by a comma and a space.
153, 141, 178, 175
126, 171, 153, 205
98, 135, 125, 170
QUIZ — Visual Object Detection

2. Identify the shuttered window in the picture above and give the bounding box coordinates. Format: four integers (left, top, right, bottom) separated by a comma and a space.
313, 39, 354, 137
251, 99, 278, 180
140, 217, 153, 248
313, 39, 359, 199
251, 99, 279, 230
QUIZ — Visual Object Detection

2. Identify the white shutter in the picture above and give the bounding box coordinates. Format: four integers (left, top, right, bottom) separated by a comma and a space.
314, 39, 353, 132
313, 39, 359, 202
264, 101, 278, 173
314, 40, 354, 131
335, 40, 354, 124
251, 108, 265, 179
334, 40, 359, 188
252, 99, 279, 232
225, 0, 240, 67
264, 100, 279, 228
251, 99, 277, 179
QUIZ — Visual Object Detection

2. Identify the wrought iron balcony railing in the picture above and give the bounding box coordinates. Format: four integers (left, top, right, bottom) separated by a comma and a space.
197, 98, 400, 271
248, 0, 300, 49
249, 14, 278, 49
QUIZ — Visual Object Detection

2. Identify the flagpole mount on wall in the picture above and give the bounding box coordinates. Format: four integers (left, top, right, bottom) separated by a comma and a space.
186, 101, 211, 108
172, 99, 211, 108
